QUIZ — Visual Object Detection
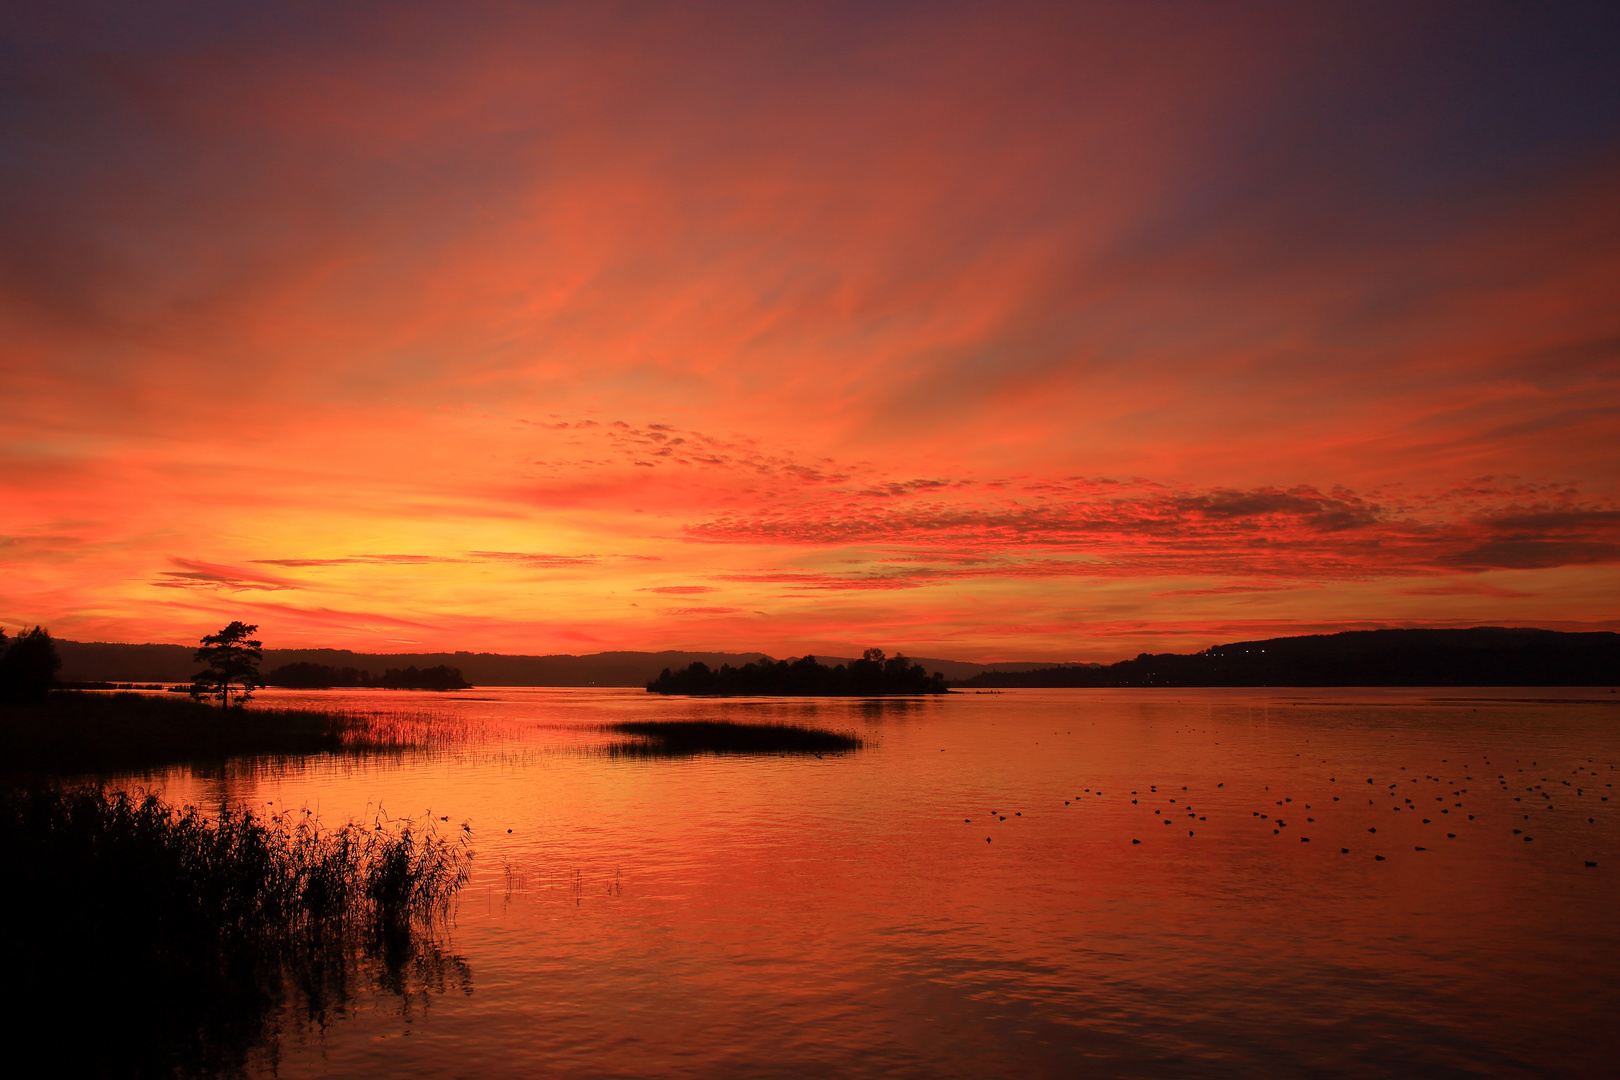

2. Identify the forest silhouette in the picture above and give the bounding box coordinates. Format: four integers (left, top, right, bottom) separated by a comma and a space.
648, 649, 948, 696
266, 661, 472, 690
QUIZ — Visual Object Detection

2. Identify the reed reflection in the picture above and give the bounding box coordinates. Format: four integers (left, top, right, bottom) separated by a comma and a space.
600, 719, 862, 758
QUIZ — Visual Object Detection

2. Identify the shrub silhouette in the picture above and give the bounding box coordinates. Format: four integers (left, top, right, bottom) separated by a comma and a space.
0, 626, 60, 703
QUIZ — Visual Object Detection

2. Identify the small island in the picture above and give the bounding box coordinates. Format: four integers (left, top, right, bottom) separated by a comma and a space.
647, 649, 948, 696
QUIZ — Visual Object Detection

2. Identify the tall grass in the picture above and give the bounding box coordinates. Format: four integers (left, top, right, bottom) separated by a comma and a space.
0, 786, 473, 1078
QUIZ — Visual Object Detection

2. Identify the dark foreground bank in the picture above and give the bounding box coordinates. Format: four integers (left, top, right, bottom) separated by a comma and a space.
0, 690, 404, 775
0, 786, 472, 1079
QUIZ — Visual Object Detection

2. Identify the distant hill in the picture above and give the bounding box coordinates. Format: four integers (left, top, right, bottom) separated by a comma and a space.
953, 628, 1619, 688
52, 642, 1066, 687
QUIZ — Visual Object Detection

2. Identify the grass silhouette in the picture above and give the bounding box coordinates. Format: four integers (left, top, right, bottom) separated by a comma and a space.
0, 786, 472, 1078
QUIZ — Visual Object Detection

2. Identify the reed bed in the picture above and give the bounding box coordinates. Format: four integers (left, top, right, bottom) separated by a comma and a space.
340, 705, 489, 753
603, 719, 863, 757
0, 691, 439, 775
0, 786, 473, 1078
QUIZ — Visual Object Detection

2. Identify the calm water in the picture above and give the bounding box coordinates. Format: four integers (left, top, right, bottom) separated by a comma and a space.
128, 688, 1617, 1078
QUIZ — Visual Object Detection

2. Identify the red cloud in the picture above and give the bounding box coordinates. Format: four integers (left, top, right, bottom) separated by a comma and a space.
1398, 583, 1536, 599
686, 483, 1620, 578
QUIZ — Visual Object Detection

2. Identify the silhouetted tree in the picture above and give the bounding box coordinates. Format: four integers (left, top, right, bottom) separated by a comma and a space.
0, 626, 61, 702
190, 622, 263, 709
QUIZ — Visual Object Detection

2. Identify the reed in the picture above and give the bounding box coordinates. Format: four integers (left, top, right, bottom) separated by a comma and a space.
0, 786, 472, 1077
604, 719, 863, 757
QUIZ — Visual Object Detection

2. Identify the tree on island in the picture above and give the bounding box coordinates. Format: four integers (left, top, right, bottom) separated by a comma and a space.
262, 661, 471, 690
190, 621, 263, 709
0, 626, 62, 703
647, 648, 947, 696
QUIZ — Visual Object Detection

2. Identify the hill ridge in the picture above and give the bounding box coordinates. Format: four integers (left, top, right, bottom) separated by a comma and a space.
957, 628, 1619, 687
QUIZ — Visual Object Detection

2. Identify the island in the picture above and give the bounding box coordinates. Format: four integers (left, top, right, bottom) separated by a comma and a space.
647, 649, 948, 696
264, 661, 472, 690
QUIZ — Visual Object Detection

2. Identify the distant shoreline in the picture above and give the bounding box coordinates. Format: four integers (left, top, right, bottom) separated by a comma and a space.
957, 628, 1618, 689
41, 627, 1617, 689
51, 643, 1062, 687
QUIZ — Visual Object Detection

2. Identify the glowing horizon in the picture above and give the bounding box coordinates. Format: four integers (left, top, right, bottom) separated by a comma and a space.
3, 2, 1616, 662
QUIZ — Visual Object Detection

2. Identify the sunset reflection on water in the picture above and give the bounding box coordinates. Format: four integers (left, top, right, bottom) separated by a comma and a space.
123, 688, 1618, 1078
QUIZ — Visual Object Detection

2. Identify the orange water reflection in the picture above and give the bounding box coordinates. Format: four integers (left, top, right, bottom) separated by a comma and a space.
125, 688, 1618, 1078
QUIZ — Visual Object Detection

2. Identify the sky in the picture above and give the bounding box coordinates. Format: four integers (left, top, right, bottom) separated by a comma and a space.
2, 0, 1617, 662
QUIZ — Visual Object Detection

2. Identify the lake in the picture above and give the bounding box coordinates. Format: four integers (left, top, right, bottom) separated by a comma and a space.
123, 687, 1617, 1078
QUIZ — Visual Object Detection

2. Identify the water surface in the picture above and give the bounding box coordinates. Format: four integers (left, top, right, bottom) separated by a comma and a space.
129, 687, 1618, 1078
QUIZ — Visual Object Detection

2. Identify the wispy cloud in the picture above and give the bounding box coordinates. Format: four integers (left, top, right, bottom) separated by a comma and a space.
154, 558, 304, 592
464, 552, 600, 568
687, 482, 1620, 578
1398, 583, 1536, 599
1151, 584, 1320, 598
253, 554, 469, 567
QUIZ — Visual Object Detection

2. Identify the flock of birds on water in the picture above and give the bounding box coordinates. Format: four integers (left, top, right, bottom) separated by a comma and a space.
963, 737, 1611, 869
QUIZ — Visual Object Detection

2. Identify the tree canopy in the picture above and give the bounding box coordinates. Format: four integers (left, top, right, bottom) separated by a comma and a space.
0, 626, 61, 703
263, 662, 470, 690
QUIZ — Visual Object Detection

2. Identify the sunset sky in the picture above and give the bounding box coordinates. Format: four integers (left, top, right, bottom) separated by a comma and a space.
3, 1, 1617, 661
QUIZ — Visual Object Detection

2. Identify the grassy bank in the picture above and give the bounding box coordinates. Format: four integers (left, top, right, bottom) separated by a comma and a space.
0, 786, 472, 1078
605, 719, 863, 757
0, 690, 411, 775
